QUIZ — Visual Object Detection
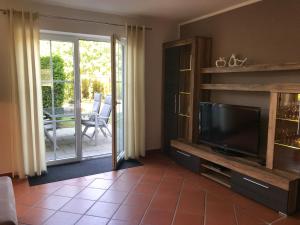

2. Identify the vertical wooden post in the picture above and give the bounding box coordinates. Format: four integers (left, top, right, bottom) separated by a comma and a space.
266, 92, 278, 169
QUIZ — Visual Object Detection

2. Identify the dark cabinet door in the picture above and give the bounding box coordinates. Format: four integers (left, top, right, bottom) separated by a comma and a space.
163, 47, 180, 152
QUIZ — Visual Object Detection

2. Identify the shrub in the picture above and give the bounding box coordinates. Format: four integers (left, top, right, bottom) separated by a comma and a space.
41, 55, 66, 108
92, 80, 105, 96
81, 79, 90, 99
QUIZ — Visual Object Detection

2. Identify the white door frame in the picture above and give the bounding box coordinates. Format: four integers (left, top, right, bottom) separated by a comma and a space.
41, 31, 112, 166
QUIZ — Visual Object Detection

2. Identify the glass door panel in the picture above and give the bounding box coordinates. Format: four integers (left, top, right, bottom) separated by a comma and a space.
79, 39, 112, 158
40, 38, 77, 164
112, 35, 125, 169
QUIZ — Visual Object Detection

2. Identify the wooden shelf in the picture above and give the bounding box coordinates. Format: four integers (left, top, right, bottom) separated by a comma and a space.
199, 63, 300, 74
180, 68, 192, 72
179, 91, 191, 95
201, 172, 231, 188
201, 163, 231, 178
276, 118, 299, 123
171, 139, 300, 191
178, 113, 190, 118
199, 83, 300, 93
275, 142, 300, 151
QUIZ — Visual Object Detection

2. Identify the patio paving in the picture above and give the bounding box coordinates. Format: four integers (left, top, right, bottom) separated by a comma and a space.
45, 125, 112, 162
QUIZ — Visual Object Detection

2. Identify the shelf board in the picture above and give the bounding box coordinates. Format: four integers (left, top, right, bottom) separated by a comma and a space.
178, 113, 190, 118
198, 83, 300, 93
274, 142, 300, 151
201, 164, 231, 178
180, 68, 192, 72
276, 118, 299, 123
199, 63, 300, 74
201, 172, 231, 188
179, 91, 191, 95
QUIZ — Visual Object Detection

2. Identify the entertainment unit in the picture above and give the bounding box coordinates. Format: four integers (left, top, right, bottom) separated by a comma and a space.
171, 139, 299, 215
162, 37, 300, 215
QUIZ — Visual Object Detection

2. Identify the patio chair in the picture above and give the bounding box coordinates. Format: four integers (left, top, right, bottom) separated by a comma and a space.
82, 95, 112, 141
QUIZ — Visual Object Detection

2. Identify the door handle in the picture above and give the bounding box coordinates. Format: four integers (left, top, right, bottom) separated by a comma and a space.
243, 177, 269, 189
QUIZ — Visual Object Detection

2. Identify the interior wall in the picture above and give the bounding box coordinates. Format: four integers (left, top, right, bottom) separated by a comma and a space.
0, 0, 177, 174
180, 0, 300, 157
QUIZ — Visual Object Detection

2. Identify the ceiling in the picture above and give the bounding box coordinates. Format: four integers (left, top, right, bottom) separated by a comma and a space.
31, 0, 258, 21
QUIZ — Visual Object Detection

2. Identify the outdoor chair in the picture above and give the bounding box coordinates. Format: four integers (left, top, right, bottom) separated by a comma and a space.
82, 95, 112, 142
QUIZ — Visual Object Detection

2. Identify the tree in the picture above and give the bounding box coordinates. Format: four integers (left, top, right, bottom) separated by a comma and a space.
41, 55, 66, 108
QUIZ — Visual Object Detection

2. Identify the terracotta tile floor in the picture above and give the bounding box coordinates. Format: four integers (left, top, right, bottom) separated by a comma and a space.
13, 152, 300, 225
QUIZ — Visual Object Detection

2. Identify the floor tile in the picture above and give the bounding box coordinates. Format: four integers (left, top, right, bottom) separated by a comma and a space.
235, 207, 266, 225
123, 193, 152, 208
156, 183, 181, 197
75, 187, 106, 200
205, 194, 236, 225
109, 180, 136, 192
60, 198, 95, 214
112, 205, 146, 223
86, 202, 120, 218
16, 203, 32, 218
43, 211, 82, 225
177, 191, 205, 215
88, 179, 114, 189
237, 204, 283, 224
75, 215, 109, 225
16, 191, 48, 206
141, 208, 174, 225
149, 195, 178, 212
132, 183, 157, 195
18, 207, 55, 225
36, 195, 71, 210
118, 173, 142, 183
33, 182, 63, 194
107, 219, 139, 225
98, 190, 128, 204
53, 185, 85, 197
173, 212, 204, 225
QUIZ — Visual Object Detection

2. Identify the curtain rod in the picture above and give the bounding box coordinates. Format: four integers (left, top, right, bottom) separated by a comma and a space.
0, 8, 152, 30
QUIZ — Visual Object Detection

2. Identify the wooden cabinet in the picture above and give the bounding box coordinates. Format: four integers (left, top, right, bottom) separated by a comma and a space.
162, 37, 211, 152
171, 140, 300, 215
272, 93, 300, 174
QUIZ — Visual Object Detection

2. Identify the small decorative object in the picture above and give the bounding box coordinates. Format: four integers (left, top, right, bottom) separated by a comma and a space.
228, 54, 247, 67
215, 57, 227, 67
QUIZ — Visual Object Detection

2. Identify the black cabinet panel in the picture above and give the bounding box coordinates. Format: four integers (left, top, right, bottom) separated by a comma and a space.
163, 47, 180, 152
171, 148, 200, 173
231, 171, 289, 214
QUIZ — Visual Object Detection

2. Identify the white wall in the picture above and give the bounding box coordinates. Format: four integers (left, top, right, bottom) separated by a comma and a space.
0, 0, 177, 174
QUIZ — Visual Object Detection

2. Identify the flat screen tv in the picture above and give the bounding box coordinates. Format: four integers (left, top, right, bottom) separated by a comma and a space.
198, 102, 260, 157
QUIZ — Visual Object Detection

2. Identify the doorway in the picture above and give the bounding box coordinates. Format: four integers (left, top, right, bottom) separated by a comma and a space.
40, 31, 125, 168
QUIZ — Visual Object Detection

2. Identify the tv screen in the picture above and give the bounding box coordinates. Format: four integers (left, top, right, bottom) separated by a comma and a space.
199, 102, 260, 157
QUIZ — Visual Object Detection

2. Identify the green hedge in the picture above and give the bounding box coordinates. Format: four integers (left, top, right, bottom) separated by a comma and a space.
41, 55, 66, 108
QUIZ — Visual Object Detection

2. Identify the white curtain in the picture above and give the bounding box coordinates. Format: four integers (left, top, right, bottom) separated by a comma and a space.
9, 9, 46, 177
124, 25, 146, 159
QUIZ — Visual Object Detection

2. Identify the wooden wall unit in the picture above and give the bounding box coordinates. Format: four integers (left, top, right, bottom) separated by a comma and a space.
162, 42, 300, 214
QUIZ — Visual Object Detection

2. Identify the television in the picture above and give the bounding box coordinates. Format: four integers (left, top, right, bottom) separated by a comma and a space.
198, 102, 260, 157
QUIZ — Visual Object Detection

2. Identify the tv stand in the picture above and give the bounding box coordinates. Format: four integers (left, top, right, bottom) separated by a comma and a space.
170, 139, 300, 215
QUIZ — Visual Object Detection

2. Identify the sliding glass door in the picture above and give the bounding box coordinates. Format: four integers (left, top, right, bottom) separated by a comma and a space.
40, 37, 80, 165
40, 32, 125, 166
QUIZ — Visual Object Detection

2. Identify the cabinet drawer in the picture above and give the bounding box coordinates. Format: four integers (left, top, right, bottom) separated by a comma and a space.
231, 171, 289, 214
171, 148, 200, 172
